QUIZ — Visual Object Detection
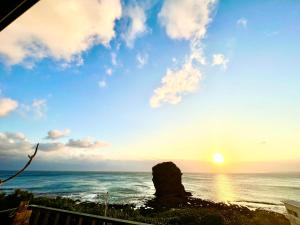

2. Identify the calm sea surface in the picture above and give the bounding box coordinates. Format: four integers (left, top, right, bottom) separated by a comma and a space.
1, 171, 299, 213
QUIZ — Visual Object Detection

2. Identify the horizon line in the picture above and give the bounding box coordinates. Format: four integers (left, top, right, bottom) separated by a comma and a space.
1, 169, 300, 174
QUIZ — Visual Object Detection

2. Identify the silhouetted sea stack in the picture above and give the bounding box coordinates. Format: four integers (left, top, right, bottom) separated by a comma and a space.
152, 161, 191, 205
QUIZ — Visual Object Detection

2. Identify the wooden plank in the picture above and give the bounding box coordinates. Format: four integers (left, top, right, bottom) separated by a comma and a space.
30, 205, 150, 225
54, 213, 60, 225
78, 217, 83, 225
42, 212, 50, 225
65, 215, 71, 225
32, 210, 40, 225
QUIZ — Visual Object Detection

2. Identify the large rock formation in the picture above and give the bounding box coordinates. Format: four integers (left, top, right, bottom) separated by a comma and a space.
152, 162, 191, 202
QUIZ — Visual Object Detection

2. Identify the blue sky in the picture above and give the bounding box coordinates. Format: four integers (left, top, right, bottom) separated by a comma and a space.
1, 0, 300, 172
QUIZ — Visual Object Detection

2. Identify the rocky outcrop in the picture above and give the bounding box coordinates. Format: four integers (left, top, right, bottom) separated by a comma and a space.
151, 162, 191, 206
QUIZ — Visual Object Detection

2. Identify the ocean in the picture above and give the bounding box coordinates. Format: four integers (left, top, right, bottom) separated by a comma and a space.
1, 171, 299, 213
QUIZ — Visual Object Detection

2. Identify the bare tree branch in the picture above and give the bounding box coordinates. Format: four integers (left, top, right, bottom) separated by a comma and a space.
0, 143, 39, 185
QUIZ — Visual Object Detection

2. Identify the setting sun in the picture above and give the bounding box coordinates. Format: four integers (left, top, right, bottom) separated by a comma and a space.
213, 153, 225, 164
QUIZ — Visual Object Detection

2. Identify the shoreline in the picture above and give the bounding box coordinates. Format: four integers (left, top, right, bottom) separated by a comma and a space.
1, 171, 298, 209
0, 188, 287, 214
0, 189, 290, 225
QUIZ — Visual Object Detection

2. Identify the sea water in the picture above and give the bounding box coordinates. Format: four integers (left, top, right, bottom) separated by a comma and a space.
1, 171, 299, 213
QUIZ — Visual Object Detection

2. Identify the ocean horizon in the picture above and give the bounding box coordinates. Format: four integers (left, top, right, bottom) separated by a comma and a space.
1, 170, 299, 214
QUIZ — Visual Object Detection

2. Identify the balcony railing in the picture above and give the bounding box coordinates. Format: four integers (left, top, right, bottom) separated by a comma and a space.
0, 205, 151, 225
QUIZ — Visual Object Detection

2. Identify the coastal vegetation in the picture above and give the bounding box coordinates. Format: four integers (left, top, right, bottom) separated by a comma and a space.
0, 189, 290, 225
0, 162, 291, 225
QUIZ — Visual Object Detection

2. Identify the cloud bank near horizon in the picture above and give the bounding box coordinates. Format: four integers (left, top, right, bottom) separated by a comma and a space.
0, 131, 108, 162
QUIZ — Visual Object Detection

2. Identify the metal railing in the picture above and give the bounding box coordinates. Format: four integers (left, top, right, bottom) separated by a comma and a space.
0, 205, 151, 225
0, 208, 17, 214
0, 207, 17, 224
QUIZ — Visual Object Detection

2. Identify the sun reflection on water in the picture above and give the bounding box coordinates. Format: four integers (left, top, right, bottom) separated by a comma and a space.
214, 174, 235, 203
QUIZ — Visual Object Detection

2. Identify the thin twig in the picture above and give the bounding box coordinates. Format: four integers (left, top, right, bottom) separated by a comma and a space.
0, 143, 39, 185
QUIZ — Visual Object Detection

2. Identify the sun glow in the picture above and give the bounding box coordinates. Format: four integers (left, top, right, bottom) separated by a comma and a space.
213, 153, 225, 164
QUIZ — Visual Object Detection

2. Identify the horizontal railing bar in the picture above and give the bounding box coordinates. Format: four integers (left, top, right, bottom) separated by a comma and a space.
29, 205, 151, 225
0, 208, 17, 214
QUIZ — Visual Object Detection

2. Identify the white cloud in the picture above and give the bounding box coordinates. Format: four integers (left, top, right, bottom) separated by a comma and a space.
151, 0, 216, 108
122, 4, 147, 47
45, 129, 71, 140
2, 132, 26, 141
106, 68, 113, 76
98, 80, 107, 88
32, 99, 47, 118
237, 18, 247, 28
0, 132, 32, 157
66, 138, 108, 148
111, 52, 117, 66
212, 54, 229, 69
0, 98, 18, 117
0, 131, 109, 162
19, 99, 47, 119
158, 0, 215, 40
0, 0, 122, 66
136, 53, 148, 68
150, 62, 202, 108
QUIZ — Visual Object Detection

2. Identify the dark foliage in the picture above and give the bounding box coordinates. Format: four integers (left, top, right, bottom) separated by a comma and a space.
0, 190, 290, 225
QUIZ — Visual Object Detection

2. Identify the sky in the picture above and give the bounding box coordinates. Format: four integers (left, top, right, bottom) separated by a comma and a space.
1, 0, 300, 173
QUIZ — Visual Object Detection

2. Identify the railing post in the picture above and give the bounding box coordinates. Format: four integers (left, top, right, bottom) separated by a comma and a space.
78, 217, 83, 225
29, 205, 151, 225
32, 209, 40, 225
42, 212, 50, 225
65, 215, 71, 225
54, 212, 60, 225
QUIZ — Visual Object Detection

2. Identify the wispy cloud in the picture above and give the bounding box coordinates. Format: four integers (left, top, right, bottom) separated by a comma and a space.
122, 3, 148, 48
237, 17, 248, 28
19, 99, 47, 119
212, 53, 229, 69
32, 99, 47, 118
106, 68, 113, 76
0, 0, 122, 66
98, 80, 107, 88
111, 52, 117, 66
45, 129, 71, 140
0, 98, 18, 117
151, 0, 216, 108
265, 31, 280, 37
66, 138, 108, 148
136, 53, 148, 68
